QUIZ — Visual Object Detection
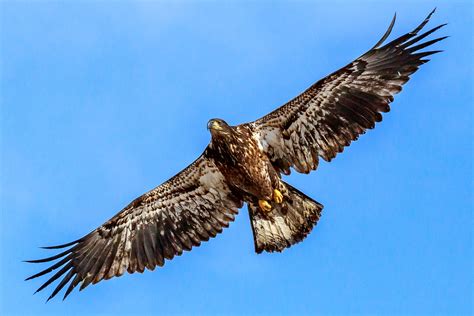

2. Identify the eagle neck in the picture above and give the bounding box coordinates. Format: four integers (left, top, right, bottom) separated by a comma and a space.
209, 132, 242, 166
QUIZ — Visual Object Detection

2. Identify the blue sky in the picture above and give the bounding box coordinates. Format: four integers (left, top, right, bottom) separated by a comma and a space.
1, 1, 472, 315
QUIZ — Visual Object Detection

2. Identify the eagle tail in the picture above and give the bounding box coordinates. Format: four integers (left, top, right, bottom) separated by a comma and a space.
248, 181, 323, 254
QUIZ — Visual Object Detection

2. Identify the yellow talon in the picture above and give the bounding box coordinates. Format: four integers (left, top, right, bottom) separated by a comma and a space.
273, 189, 283, 204
258, 199, 272, 212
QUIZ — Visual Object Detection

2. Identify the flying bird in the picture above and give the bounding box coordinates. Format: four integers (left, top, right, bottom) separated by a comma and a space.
26, 9, 446, 301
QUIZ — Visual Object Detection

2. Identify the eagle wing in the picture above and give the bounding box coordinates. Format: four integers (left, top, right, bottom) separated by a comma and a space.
26, 154, 243, 301
247, 10, 446, 174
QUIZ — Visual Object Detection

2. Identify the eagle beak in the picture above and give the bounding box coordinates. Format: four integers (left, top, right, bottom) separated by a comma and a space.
208, 121, 223, 131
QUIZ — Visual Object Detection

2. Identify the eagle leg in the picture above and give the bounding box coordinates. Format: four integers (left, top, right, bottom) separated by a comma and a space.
258, 199, 272, 212
273, 189, 284, 204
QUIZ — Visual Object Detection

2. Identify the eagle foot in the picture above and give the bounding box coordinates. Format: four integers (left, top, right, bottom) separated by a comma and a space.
258, 199, 272, 212
273, 189, 283, 204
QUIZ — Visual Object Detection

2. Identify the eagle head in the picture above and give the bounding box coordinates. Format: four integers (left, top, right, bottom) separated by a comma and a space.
207, 118, 231, 135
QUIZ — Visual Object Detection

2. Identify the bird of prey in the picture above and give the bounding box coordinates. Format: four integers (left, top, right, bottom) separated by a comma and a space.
26, 9, 446, 301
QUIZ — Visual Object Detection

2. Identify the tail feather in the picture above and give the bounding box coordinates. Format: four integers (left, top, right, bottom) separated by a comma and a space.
248, 181, 323, 254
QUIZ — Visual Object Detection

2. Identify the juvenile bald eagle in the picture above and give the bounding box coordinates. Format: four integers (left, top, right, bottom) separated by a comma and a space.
27, 10, 446, 301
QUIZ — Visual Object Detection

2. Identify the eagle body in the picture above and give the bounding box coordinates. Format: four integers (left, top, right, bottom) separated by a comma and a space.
206, 121, 280, 202
26, 10, 446, 301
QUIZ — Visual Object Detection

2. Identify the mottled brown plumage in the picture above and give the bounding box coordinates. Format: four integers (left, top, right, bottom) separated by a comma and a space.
26, 10, 445, 301
206, 121, 280, 201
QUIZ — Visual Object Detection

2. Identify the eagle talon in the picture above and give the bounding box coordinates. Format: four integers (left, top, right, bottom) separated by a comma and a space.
258, 199, 272, 212
273, 189, 283, 204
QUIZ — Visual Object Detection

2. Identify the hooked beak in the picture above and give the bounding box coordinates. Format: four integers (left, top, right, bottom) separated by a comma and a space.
208, 120, 223, 131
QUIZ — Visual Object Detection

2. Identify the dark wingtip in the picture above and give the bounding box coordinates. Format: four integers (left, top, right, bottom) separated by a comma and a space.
425, 8, 437, 22
371, 12, 397, 50
411, 8, 437, 36
407, 36, 449, 53
24, 258, 52, 264
401, 23, 448, 50
40, 240, 79, 250
426, 7, 437, 23
24, 247, 73, 264
26, 233, 93, 301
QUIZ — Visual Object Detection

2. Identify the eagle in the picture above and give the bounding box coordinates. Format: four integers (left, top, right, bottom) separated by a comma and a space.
26, 9, 446, 301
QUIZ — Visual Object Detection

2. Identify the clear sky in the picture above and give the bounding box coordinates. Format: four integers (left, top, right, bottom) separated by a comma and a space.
1, 1, 472, 315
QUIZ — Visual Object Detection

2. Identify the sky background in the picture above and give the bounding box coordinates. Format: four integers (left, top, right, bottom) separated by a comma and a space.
1, 1, 472, 315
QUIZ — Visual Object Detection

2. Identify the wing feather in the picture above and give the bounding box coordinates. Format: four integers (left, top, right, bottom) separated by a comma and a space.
248, 10, 446, 174
26, 154, 243, 300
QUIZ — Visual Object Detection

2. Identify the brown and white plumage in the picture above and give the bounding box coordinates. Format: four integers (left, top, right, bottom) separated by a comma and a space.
26, 156, 243, 301
249, 9, 446, 174
27, 10, 445, 301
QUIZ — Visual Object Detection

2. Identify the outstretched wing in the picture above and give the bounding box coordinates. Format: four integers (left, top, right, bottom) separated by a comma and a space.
248, 10, 446, 174
26, 154, 243, 301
